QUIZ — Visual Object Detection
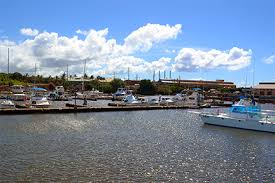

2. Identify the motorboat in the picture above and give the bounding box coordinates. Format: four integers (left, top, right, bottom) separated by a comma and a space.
199, 98, 275, 133
11, 93, 28, 101
11, 85, 24, 93
122, 94, 141, 105
159, 96, 175, 106
173, 91, 203, 108
112, 88, 131, 100
108, 94, 142, 106
0, 100, 15, 109
31, 87, 51, 108
141, 97, 159, 105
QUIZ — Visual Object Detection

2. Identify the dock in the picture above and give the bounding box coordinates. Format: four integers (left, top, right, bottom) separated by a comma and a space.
0, 105, 193, 115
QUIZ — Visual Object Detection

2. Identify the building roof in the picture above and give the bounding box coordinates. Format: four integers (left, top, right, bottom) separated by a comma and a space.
253, 83, 275, 89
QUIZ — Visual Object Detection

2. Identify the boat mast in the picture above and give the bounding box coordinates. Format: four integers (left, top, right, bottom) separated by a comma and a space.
82, 59, 86, 91
34, 62, 37, 87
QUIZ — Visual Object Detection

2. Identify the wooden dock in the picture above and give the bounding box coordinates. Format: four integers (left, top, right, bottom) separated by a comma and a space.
0, 105, 193, 115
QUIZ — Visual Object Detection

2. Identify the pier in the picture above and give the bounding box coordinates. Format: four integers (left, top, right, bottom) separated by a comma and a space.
0, 105, 192, 115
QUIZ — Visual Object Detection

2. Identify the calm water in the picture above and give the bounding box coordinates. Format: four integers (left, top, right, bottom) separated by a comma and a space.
0, 109, 274, 182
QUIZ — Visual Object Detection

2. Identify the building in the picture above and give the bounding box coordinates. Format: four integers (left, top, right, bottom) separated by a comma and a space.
253, 82, 275, 103
159, 79, 236, 90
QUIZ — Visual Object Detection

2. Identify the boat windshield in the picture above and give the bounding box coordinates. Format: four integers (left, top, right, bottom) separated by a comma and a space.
230, 105, 261, 113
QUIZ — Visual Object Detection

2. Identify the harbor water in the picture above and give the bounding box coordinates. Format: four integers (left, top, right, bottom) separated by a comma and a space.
0, 108, 275, 182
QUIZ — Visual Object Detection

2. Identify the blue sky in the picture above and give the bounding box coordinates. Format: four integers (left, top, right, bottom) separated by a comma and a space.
0, 0, 274, 86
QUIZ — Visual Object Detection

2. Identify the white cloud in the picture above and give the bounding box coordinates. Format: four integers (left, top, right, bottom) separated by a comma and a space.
124, 23, 182, 53
264, 54, 275, 64
76, 29, 89, 36
20, 28, 39, 36
1, 24, 252, 77
173, 47, 252, 72
1, 24, 178, 76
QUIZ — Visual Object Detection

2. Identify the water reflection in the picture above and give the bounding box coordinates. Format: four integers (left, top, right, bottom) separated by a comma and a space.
0, 110, 274, 182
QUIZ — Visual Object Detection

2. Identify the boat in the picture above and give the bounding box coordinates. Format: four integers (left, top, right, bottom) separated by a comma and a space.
11, 93, 28, 101
159, 96, 175, 106
172, 90, 203, 108
140, 97, 159, 105
0, 100, 15, 109
199, 97, 275, 133
122, 94, 141, 105
31, 87, 51, 108
108, 94, 142, 106
112, 88, 130, 100
11, 85, 25, 93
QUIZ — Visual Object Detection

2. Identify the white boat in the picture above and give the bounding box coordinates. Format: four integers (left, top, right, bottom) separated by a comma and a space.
112, 88, 131, 100
31, 87, 51, 108
141, 97, 159, 105
122, 94, 142, 105
199, 98, 275, 133
173, 91, 203, 108
11, 93, 28, 101
11, 85, 25, 93
0, 100, 15, 109
159, 96, 175, 106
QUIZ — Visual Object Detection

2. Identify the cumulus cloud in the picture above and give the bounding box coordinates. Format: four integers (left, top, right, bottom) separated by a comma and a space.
0, 24, 252, 77
173, 47, 252, 72
264, 55, 275, 64
1, 24, 179, 76
20, 28, 39, 36
124, 23, 182, 53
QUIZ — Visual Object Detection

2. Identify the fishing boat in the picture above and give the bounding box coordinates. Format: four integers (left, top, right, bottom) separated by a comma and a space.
108, 94, 142, 106
159, 96, 175, 106
172, 90, 203, 108
0, 100, 15, 109
199, 97, 275, 133
31, 87, 51, 108
112, 88, 131, 100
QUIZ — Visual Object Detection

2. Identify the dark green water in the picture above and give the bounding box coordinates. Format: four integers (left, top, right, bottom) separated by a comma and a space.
0, 110, 274, 182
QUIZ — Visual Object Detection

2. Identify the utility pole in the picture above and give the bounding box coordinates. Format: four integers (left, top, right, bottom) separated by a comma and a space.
34, 63, 37, 86
82, 60, 86, 91
66, 64, 69, 81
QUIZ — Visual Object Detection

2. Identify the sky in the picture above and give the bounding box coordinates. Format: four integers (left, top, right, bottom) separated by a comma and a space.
0, 0, 274, 86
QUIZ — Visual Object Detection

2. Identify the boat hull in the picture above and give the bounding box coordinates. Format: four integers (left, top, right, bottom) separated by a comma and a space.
200, 114, 275, 133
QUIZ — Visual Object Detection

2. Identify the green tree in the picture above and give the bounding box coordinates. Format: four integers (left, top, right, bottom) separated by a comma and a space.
110, 78, 125, 92
139, 79, 156, 95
